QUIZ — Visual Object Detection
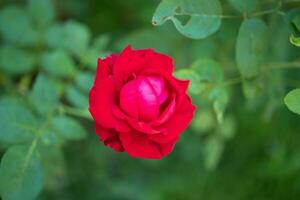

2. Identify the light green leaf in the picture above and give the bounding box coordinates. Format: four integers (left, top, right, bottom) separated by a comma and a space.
217, 116, 236, 140
174, 69, 201, 94
191, 109, 215, 134
75, 72, 94, 93
191, 59, 224, 83
236, 19, 268, 78
204, 136, 224, 171
242, 78, 262, 99
0, 97, 37, 144
80, 49, 108, 70
228, 0, 259, 13
28, 0, 55, 28
152, 0, 222, 39
0, 45, 35, 75
51, 116, 86, 140
290, 34, 300, 47
30, 74, 59, 115
41, 50, 76, 78
209, 87, 229, 123
45, 20, 91, 56
0, 144, 43, 200
66, 86, 88, 109
284, 88, 300, 115
0, 6, 37, 46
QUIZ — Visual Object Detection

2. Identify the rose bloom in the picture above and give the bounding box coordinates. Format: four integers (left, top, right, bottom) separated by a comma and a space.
89, 45, 196, 159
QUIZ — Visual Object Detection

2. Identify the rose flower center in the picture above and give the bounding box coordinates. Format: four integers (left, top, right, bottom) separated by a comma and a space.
120, 75, 168, 121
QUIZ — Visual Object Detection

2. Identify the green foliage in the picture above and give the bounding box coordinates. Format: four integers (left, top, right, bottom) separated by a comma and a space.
30, 74, 59, 115
290, 34, 300, 47
46, 21, 91, 56
0, 45, 35, 75
174, 69, 201, 94
152, 0, 222, 39
51, 116, 86, 140
236, 18, 268, 78
0, 145, 43, 200
284, 88, 300, 115
228, 0, 259, 13
0, 6, 37, 46
41, 50, 76, 78
28, 0, 55, 28
0, 97, 36, 144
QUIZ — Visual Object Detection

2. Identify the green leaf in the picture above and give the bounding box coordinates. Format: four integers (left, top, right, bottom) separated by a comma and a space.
30, 74, 59, 115
236, 19, 268, 78
174, 69, 201, 94
41, 50, 76, 78
209, 87, 229, 123
80, 49, 108, 70
45, 20, 91, 56
0, 97, 37, 144
228, 0, 259, 13
191, 59, 224, 82
191, 109, 215, 134
66, 86, 88, 108
0, 6, 37, 46
290, 34, 300, 47
284, 88, 300, 115
203, 136, 224, 171
0, 45, 35, 75
75, 71, 94, 93
28, 0, 55, 28
292, 15, 300, 32
217, 116, 236, 140
242, 78, 262, 99
0, 144, 43, 200
51, 116, 86, 140
152, 0, 222, 39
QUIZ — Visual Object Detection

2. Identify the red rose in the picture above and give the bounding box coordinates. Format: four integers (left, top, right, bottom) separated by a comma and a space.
89, 45, 196, 159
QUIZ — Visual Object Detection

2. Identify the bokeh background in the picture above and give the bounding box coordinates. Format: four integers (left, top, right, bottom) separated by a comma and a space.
0, 0, 300, 200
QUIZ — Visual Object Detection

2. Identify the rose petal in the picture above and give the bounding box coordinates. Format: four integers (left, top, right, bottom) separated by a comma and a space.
94, 53, 118, 83
95, 124, 124, 152
149, 95, 196, 143
119, 131, 175, 159
89, 77, 129, 132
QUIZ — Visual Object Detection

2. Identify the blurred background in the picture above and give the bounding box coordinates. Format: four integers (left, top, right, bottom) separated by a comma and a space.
0, 0, 300, 199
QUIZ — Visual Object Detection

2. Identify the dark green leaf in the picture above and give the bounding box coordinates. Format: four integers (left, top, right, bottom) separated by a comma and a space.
0, 97, 37, 144
204, 136, 224, 171
28, 0, 55, 28
284, 88, 300, 115
152, 0, 222, 39
0, 144, 43, 200
228, 0, 259, 13
0, 45, 35, 75
0, 6, 37, 46
236, 19, 268, 78
51, 116, 86, 140
41, 50, 76, 78
75, 72, 94, 93
45, 21, 91, 56
66, 86, 88, 109
30, 74, 59, 115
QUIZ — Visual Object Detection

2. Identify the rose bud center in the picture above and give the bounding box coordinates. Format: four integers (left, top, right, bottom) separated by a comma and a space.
120, 75, 168, 121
